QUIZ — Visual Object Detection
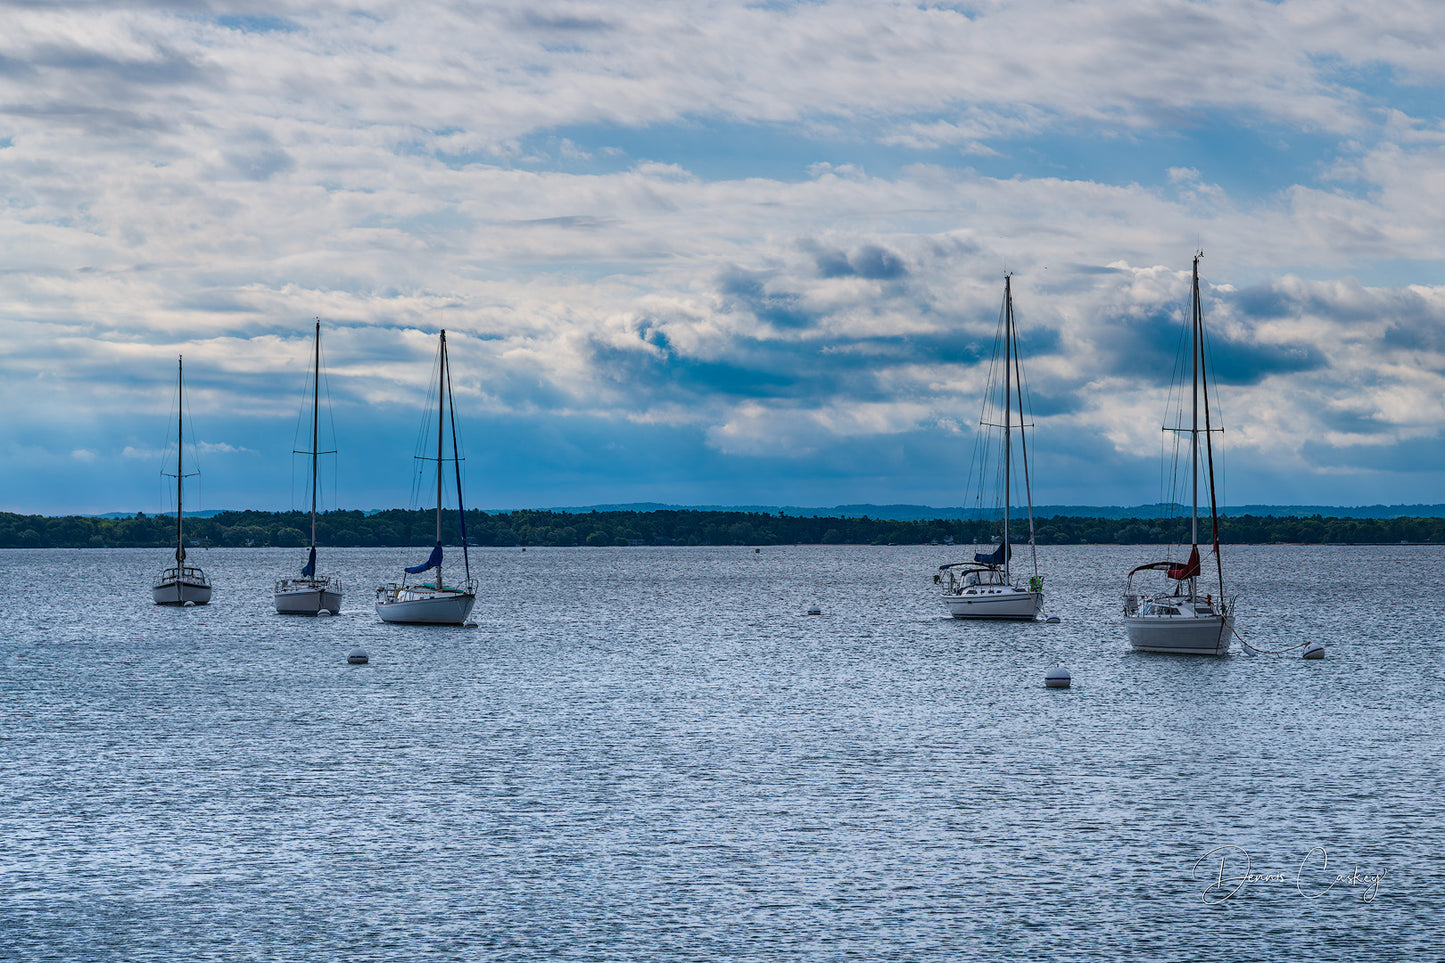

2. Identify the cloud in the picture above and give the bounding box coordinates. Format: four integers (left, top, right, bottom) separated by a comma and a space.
810, 242, 909, 280
196, 441, 256, 456
5, 2, 1445, 511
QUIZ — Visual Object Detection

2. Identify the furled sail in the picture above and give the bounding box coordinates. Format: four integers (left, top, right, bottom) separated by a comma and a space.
1167, 545, 1201, 580
405, 542, 443, 574
974, 542, 1011, 566
301, 546, 316, 577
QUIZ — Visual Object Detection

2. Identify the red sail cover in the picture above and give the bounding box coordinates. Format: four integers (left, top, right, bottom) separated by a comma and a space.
1167, 546, 1201, 580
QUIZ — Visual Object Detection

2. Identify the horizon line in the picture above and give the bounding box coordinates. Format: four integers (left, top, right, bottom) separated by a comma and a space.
15, 500, 1445, 520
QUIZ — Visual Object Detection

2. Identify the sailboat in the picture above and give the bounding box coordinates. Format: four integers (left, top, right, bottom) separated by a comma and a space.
375, 330, 478, 625
275, 321, 343, 616
152, 356, 213, 606
936, 274, 1044, 619
1124, 253, 1235, 655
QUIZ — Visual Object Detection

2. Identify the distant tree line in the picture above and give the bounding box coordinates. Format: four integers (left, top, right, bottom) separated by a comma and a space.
1, 508, 1442, 549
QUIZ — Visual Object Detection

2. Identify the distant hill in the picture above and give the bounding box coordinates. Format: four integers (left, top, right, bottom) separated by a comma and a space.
93, 509, 230, 519
85, 502, 1445, 521
536, 502, 1445, 521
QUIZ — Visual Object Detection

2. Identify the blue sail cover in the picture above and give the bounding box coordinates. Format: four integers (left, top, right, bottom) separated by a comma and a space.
974, 542, 1011, 565
405, 542, 443, 574
301, 546, 316, 577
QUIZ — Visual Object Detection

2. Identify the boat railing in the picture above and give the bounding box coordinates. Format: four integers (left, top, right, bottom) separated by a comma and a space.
154, 565, 211, 588
936, 561, 1007, 594
376, 577, 477, 600
275, 575, 342, 594
1127, 592, 1235, 619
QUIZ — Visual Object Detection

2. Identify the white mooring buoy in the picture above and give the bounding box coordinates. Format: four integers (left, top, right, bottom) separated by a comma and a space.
1044, 665, 1071, 689
347, 647, 369, 665
318, 609, 332, 618
1302, 642, 1325, 660
183, 600, 195, 607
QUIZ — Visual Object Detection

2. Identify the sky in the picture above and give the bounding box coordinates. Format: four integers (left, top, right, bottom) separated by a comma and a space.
4, 0, 1445, 516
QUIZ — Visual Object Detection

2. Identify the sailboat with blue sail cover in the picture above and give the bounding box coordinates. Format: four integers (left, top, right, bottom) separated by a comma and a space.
275, 321, 343, 615
375, 330, 477, 625
935, 274, 1044, 619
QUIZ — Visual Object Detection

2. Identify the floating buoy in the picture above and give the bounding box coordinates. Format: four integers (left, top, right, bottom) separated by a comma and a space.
462, 621, 478, 629
347, 647, 369, 665
806, 606, 822, 616
1042, 614, 1061, 624
1302, 642, 1324, 660
1044, 665, 1071, 689
183, 600, 195, 607
318, 610, 332, 618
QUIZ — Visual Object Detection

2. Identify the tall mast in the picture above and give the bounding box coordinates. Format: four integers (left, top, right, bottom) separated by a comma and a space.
1197, 253, 1226, 599
176, 356, 185, 566
436, 331, 447, 582
1002, 275, 1012, 581
309, 321, 320, 553
1190, 255, 1200, 555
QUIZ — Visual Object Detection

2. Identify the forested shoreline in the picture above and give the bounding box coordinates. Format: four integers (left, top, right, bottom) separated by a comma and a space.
2, 508, 1442, 549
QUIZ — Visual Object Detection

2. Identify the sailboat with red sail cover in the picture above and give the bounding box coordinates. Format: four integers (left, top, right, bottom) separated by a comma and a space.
1123, 254, 1235, 656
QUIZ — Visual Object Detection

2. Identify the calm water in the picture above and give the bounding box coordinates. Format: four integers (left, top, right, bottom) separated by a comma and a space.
1, 544, 1440, 960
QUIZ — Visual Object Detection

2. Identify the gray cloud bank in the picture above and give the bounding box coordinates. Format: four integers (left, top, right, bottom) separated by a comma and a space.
2, 1, 1445, 511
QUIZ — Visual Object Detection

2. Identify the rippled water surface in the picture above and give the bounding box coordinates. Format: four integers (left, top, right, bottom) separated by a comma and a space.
2, 545, 1441, 960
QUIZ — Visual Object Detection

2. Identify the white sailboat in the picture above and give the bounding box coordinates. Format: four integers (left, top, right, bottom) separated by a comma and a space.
1124, 253, 1235, 656
375, 330, 478, 625
937, 274, 1044, 620
275, 321, 343, 616
152, 356, 213, 606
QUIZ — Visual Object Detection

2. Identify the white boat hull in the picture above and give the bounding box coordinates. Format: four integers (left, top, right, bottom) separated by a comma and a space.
1126, 613, 1233, 656
945, 588, 1041, 620
153, 569, 212, 606
375, 586, 475, 625
275, 578, 343, 616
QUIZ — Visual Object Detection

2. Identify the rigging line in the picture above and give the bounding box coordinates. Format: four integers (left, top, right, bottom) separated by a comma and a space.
409, 343, 445, 511
318, 321, 340, 513
1198, 294, 1229, 525
159, 364, 181, 505
289, 324, 326, 514
178, 365, 204, 517
289, 343, 308, 511
979, 287, 1013, 541
965, 302, 1006, 525
1195, 255, 1226, 599
444, 335, 471, 583
1159, 279, 1194, 536
1010, 292, 1039, 574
